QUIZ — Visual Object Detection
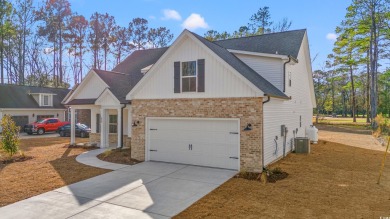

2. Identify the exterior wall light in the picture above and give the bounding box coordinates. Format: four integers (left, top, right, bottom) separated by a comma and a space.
244, 123, 252, 131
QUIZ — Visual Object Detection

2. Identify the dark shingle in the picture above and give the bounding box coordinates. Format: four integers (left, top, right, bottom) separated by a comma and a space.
66, 99, 97, 105
0, 84, 69, 109
190, 31, 288, 99
93, 47, 168, 103
214, 29, 306, 58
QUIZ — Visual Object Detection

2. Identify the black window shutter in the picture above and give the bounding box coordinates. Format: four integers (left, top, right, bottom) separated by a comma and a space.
197, 59, 205, 92
174, 62, 180, 93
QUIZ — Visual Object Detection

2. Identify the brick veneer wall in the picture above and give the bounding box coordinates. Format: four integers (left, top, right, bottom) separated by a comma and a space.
76, 109, 91, 127
89, 133, 131, 148
131, 97, 263, 172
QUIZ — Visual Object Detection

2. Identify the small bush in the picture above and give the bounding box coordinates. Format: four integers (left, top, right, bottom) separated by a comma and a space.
1, 115, 20, 157
271, 167, 283, 174
374, 114, 389, 137
101, 149, 112, 158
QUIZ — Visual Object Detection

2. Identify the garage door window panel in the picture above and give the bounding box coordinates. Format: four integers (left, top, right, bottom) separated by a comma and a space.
182, 61, 197, 92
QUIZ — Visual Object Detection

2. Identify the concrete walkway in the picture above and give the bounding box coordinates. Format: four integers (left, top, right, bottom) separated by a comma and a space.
0, 149, 236, 218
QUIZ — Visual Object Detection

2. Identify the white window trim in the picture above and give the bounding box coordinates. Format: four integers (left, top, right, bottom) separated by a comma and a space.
40, 94, 52, 107
109, 115, 118, 134
181, 60, 198, 93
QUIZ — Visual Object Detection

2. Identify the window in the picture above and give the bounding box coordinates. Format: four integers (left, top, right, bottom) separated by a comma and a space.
288, 72, 292, 87
181, 61, 197, 92
47, 119, 58, 124
43, 95, 49, 106
109, 115, 117, 133
96, 114, 100, 133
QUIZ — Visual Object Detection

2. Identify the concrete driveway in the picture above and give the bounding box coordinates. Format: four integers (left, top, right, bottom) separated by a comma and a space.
0, 162, 236, 218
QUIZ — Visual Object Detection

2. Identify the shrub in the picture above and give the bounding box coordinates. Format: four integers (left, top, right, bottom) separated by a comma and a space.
1, 115, 20, 157
374, 114, 389, 137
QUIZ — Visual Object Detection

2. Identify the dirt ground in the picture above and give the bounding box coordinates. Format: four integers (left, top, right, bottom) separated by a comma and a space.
176, 131, 390, 218
0, 138, 111, 207
97, 148, 140, 165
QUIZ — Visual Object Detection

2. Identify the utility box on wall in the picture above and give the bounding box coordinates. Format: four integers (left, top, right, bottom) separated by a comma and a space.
294, 137, 310, 154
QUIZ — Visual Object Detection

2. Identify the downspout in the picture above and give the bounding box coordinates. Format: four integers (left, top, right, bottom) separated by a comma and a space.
261, 95, 271, 171
120, 103, 127, 149
283, 56, 292, 92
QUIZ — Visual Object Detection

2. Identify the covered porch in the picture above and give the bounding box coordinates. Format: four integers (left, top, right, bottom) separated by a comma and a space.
68, 103, 132, 148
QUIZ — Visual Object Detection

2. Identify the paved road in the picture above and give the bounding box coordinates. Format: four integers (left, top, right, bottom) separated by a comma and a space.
0, 150, 236, 218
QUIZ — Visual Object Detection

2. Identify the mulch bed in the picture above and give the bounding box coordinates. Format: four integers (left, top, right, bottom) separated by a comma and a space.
97, 148, 140, 165
0, 138, 110, 207
235, 168, 289, 183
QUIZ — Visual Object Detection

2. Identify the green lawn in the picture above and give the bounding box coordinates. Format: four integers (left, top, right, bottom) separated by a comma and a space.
313, 116, 371, 127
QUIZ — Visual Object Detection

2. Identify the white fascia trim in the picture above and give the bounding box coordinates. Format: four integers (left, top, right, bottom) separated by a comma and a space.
126, 31, 189, 100
127, 30, 263, 100
95, 88, 120, 106
63, 69, 109, 104
228, 49, 290, 60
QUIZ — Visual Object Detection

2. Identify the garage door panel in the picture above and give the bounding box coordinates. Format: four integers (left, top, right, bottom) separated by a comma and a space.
148, 118, 240, 170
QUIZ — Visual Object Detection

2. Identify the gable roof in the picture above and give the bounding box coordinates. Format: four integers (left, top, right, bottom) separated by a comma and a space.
214, 29, 306, 59
0, 84, 69, 109
190, 31, 288, 98
91, 47, 169, 104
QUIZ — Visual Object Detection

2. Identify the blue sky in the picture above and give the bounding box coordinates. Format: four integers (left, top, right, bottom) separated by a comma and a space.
69, 0, 352, 71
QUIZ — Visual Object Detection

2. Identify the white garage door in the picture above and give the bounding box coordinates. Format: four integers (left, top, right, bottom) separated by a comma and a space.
147, 118, 240, 170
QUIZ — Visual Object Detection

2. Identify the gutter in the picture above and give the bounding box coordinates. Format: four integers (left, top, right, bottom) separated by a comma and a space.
261, 95, 271, 170
120, 103, 127, 149
283, 55, 299, 93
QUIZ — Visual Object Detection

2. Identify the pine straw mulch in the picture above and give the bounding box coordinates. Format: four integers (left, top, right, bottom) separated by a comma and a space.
0, 137, 111, 207
175, 140, 390, 218
97, 148, 140, 165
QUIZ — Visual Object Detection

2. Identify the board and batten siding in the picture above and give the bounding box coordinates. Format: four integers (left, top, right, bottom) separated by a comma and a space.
234, 54, 284, 91
72, 73, 107, 99
130, 35, 261, 99
263, 35, 314, 166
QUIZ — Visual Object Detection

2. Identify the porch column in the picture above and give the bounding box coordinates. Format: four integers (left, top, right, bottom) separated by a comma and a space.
90, 108, 97, 133
100, 108, 106, 148
70, 107, 75, 145
117, 108, 122, 148
127, 107, 132, 137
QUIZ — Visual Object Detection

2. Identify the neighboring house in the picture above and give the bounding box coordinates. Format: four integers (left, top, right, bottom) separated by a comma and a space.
63, 29, 316, 172
0, 84, 69, 132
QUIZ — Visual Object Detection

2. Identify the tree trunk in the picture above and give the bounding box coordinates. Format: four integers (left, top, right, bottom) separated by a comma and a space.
366, 50, 370, 123
1, 31, 4, 84
370, 1, 378, 128
59, 25, 63, 85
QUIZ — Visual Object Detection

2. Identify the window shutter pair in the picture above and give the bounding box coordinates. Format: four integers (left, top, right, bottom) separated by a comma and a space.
174, 59, 205, 93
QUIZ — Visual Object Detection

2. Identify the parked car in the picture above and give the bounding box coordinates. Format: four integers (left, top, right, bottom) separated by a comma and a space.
58, 123, 91, 138
24, 118, 70, 135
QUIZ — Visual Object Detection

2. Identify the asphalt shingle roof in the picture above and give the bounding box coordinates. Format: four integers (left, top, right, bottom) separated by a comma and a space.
92, 47, 169, 103
190, 31, 288, 98
0, 84, 69, 109
214, 29, 306, 58
79, 30, 306, 102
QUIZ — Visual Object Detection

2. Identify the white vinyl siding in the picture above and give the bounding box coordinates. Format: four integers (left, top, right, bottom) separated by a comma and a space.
263, 36, 314, 166
234, 54, 284, 92
72, 73, 107, 99
131, 36, 261, 99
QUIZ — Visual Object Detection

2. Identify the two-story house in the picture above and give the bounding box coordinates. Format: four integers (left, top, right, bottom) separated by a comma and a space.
62, 29, 316, 172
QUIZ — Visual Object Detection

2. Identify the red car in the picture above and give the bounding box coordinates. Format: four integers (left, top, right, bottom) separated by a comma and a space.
24, 118, 70, 135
